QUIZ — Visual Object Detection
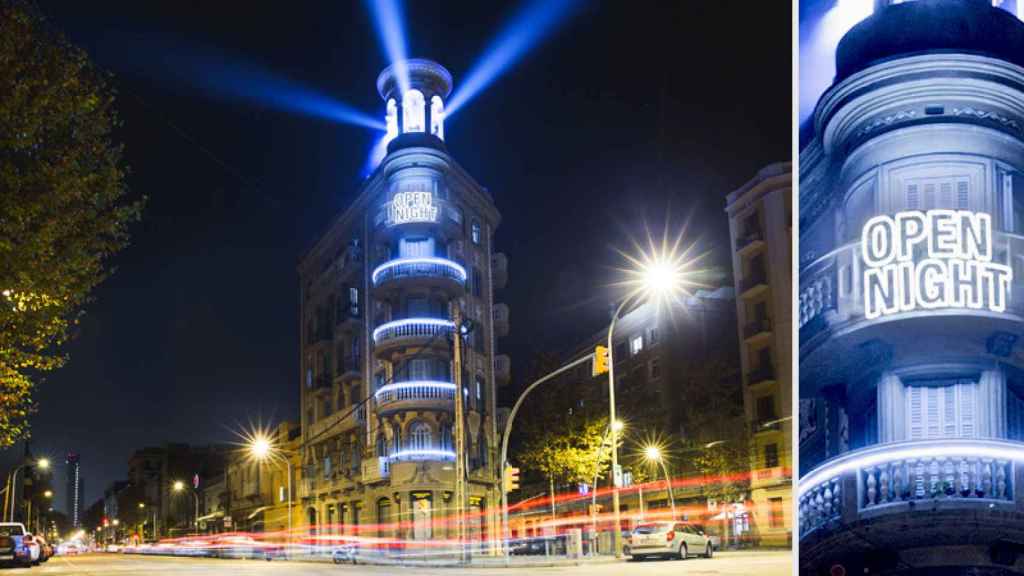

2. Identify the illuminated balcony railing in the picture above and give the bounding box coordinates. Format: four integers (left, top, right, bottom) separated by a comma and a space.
388, 449, 456, 462
799, 439, 1020, 539
799, 232, 1024, 348
372, 257, 466, 287
372, 318, 454, 346
374, 381, 455, 405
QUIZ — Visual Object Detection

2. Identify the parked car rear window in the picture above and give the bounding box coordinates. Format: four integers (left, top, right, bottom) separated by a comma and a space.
0, 525, 24, 536
634, 523, 671, 534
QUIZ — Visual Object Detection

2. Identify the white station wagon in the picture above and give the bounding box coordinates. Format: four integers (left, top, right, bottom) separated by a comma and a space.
626, 521, 714, 561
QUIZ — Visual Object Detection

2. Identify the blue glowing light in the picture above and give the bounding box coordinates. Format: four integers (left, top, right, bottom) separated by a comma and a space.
372, 318, 455, 343
372, 257, 468, 285
365, 0, 411, 95
446, 0, 583, 116
150, 40, 384, 131
389, 449, 456, 462
374, 381, 456, 400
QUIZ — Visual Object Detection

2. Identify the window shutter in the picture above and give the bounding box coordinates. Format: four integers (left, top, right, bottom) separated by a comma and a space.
959, 380, 976, 438
943, 386, 956, 437
909, 386, 923, 440
957, 181, 969, 209
907, 184, 919, 210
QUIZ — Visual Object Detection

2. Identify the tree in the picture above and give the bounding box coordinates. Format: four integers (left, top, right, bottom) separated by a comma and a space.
0, 1, 143, 448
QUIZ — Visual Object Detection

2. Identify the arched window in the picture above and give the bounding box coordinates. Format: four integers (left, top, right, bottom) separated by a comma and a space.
430, 95, 444, 140
409, 421, 432, 451
385, 98, 398, 143
402, 89, 425, 133
440, 423, 452, 451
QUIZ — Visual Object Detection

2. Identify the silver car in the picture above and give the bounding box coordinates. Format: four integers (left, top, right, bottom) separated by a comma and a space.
626, 521, 714, 561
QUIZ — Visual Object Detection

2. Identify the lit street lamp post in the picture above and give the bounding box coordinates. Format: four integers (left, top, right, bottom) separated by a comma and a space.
4, 458, 49, 522
248, 434, 294, 556
173, 480, 199, 534
643, 446, 676, 520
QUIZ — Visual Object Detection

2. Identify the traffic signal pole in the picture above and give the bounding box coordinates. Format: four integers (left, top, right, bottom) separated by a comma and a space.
498, 352, 596, 563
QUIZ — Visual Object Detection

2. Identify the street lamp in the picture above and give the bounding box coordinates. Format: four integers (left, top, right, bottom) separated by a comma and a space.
642, 445, 676, 521
247, 433, 293, 555
173, 480, 199, 534
606, 243, 697, 556
5, 457, 51, 522
43, 490, 52, 499
589, 419, 624, 554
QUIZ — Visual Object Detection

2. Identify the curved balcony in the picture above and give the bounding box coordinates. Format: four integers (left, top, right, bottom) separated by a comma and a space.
374, 380, 455, 414
388, 448, 456, 463
799, 232, 1024, 378
371, 257, 466, 295
799, 439, 1024, 564
372, 318, 453, 357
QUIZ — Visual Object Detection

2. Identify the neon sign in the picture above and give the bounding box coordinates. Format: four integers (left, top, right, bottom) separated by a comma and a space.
861, 210, 1012, 319
389, 191, 437, 225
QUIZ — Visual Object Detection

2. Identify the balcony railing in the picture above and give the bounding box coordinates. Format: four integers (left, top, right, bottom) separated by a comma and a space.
799, 232, 1024, 346
388, 448, 456, 462
740, 268, 768, 295
736, 229, 764, 252
375, 381, 455, 405
372, 318, 454, 346
743, 317, 772, 340
746, 364, 775, 385
372, 257, 467, 287
799, 439, 1021, 539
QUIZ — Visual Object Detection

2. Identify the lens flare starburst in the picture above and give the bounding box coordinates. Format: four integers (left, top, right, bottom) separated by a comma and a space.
612, 225, 710, 317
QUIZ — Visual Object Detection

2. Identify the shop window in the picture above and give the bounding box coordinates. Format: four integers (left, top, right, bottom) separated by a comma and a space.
763, 443, 779, 468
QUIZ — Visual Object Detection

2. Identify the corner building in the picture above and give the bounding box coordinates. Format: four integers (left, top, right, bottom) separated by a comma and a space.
297, 59, 508, 551
800, 1, 1024, 574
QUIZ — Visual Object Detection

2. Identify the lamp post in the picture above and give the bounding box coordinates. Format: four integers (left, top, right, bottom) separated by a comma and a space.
643, 446, 676, 521
173, 480, 199, 535
589, 420, 623, 555
606, 252, 692, 557
5, 458, 49, 522
248, 433, 293, 556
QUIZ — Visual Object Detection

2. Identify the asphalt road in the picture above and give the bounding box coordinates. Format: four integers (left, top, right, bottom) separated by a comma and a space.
23, 551, 792, 575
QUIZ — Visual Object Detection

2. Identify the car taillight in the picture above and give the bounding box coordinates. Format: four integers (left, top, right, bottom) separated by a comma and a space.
666, 531, 675, 542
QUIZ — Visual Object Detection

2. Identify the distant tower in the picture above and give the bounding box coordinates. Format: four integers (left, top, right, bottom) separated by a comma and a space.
65, 452, 82, 528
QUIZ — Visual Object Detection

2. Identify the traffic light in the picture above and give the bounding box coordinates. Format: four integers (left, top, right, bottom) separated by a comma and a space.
504, 465, 520, 493
592, 345, 609, 376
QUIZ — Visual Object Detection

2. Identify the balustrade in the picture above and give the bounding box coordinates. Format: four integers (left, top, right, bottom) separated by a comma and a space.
861, 456, 1012, 508
799, 477, 842, 537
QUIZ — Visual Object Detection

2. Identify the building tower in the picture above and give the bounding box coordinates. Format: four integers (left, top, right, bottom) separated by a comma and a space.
800, 1, 1024, 573
298, 59, 509, 552
65, 452, 82, 528
726, 163, 793, 547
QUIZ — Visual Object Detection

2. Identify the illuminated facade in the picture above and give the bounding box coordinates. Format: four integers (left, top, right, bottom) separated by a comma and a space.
799, 1, 1024, 573
297, 59, 508, 551
726, 163, 793, 548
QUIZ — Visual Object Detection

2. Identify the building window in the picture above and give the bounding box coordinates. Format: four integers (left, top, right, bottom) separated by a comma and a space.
630, 335, 643, 355
349, 287, 360, 317
323, 455, 332, 479
763, 443, 779, 468
614, 341, 628, 363
769, 497, 784, 528
471, 221, 481, 245
648, 326, 660, 345
377, 498, 392, 530
757, 395, 776, 422
322, 398, 332, 418
649, 357, 661, 380
430, 95, 444, 139
440, 423, 452, 451
279, 486, 286, 503
399, 236, 434, 258
402, 89, 425, 133
906, 379, 978, 440
409, 421, 432, 451
472, 268, 482, 298
306, 368, 313, 388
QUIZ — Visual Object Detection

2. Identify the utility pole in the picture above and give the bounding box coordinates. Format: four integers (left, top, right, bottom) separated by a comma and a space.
452, 303, 468, 563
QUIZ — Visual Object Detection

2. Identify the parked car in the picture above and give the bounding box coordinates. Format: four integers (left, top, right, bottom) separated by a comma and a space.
626, 521, 713, 561
691, 524, 722, 550
34, 535, 53, 562
331, 543, 358, 564
0, 523, 40, 567
509, 535, 566, 556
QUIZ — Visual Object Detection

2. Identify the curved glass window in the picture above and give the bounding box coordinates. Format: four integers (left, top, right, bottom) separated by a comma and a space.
430, 95, 444, 140
409, 421, 432, 451
403, 89, 425, 133
385, 98, 398, 142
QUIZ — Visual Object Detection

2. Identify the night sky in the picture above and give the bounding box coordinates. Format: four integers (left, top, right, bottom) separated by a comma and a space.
9, 1, 791, 513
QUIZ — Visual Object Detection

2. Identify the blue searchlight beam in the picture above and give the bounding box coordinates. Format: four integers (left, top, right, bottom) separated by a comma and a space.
446, 0, 583, 117
365, 0, 411, 95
